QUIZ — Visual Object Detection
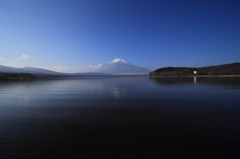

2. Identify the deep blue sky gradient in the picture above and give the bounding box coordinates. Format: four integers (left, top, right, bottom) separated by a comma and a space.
0, 0, 240, 72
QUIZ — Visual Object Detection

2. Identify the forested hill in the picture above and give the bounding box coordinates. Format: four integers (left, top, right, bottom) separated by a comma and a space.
149, 63, 240, 76
0, 73, 35, 80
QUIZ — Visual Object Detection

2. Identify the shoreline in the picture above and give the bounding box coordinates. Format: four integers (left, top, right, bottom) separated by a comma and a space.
148, 75, 240, 77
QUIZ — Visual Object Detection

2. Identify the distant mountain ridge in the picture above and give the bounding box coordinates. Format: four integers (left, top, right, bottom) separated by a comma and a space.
93, 58, 151, 74
0, 63, 145, 79
0, 65, 62, 75
0, 59, 150, 75
149, 63, 240, 76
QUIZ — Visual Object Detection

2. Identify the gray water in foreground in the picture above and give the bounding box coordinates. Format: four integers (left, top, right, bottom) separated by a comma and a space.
0, 77, 240, 159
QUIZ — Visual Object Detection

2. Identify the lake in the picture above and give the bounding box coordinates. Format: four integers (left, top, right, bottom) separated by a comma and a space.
1, 77, 240, 158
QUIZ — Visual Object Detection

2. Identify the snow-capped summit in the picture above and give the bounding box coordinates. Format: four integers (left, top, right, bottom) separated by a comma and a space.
108, 58, 130, 64
94, 58, 151, 74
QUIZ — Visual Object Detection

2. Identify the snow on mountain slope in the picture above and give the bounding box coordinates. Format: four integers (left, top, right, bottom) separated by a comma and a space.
95, 58, 151, 74
107, 59, 131, 65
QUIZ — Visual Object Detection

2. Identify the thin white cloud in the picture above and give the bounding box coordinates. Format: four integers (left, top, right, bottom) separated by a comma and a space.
93, 64, 103, 68
44, 66, 82, 73
0, 57, 4, 60
89, 64, 103, 68
16, 57, 22, 60
22, 54, 35, 60
45, 64, 103, 73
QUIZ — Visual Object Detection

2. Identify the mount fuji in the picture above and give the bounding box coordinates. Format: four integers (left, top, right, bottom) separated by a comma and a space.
93, 59, 151, 74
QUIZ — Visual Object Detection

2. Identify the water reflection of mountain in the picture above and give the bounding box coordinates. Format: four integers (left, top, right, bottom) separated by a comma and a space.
149, 77, 240, 86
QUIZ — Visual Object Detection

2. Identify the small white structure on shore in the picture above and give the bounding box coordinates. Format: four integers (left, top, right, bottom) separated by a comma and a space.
193, 71, 197, 75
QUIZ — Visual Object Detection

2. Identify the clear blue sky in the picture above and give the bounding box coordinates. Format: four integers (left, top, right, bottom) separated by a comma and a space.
0, 0, 240, 73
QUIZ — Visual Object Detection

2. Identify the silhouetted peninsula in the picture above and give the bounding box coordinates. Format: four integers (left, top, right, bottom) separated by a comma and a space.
149, 63, 240, 76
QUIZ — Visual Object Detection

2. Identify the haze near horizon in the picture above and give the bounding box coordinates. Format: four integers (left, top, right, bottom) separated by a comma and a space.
1, 0, 239, 73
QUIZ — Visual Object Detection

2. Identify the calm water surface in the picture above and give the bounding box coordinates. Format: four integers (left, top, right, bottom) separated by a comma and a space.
0, 77, 240, 158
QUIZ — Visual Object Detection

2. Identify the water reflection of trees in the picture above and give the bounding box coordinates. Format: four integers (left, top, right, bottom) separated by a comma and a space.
149, 77, 240, 86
